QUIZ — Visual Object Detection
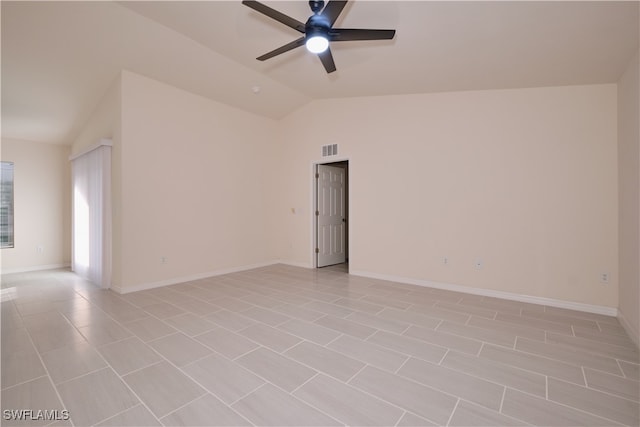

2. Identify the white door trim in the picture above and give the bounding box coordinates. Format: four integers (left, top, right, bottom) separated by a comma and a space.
310, 157, 351, 268
317, 164, 346, 267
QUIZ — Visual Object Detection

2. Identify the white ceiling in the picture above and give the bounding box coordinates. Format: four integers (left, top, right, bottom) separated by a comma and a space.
2, 1, 638, 145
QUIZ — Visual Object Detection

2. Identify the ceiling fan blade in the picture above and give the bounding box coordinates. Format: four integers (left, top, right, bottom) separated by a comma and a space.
329, 28, 396, 41
256, 37, 306, 61
321, 1, 348, 27
318, 47, 337, 73
242, 0, 305, 33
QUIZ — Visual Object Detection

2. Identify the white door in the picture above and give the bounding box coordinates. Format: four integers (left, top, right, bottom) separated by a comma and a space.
317, 164, 346, 267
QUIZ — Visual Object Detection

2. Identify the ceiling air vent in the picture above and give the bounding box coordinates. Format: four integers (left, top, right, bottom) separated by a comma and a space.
322, 144, 338, 157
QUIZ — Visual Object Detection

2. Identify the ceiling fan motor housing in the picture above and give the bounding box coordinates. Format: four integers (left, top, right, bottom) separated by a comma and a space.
306, 14, 330, 40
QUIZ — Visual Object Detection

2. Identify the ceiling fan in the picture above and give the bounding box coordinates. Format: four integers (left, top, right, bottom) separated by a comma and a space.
242, 0, 396, 73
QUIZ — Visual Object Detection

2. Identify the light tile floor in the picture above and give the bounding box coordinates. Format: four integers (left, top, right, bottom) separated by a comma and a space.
1, 264, 639, 426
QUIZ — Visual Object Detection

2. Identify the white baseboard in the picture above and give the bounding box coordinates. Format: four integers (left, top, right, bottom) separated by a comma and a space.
278, 260, 312, 269
618, 309, 640, 349
1, 263, 71, 274
350, 269, 618, 317
111, 260, 280, 294
110, 261, 618, 319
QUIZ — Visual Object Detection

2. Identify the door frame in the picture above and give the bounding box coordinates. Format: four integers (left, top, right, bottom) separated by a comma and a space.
311, 157, 350, 268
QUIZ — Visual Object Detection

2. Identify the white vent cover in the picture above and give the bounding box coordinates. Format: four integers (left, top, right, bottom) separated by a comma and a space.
322, 144, 338, 157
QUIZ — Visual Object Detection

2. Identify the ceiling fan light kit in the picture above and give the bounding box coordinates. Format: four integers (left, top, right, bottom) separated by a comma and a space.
306, 35, 329, 54
242, 0, 396, 73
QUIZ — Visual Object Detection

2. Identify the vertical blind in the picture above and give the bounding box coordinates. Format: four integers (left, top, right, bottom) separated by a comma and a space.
0, 162, 14, 249
71, 142, 112, 288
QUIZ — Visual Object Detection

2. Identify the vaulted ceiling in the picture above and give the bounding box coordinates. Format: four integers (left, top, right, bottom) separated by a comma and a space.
2, 1, 638, 145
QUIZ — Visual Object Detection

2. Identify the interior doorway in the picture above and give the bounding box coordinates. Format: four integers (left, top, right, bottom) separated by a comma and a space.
315, 160, 349, 269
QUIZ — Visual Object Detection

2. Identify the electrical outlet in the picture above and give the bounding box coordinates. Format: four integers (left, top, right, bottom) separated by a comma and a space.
36, 245, 44, 254
475, 259, 483, 269
443, 257, 449, 265
160, 256, 167, 264
600, 272, 609, 284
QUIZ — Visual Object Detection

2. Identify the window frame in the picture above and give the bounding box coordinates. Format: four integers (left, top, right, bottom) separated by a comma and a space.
1, 161, 15, 249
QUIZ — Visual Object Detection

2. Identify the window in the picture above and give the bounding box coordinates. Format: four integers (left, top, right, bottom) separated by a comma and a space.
1, 162, 14, 248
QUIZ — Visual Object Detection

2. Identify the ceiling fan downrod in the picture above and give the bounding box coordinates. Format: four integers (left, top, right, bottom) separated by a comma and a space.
309, 1, 325, 14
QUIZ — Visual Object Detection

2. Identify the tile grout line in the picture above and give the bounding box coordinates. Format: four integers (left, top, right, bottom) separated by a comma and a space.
145, 330, 181, 345
1, 374, 49, 392
113, 359, 165, 378
205, 320, 289, 356
401, 303, 415, 312
572, 379, 640, 404
94, 333, 138, 349
153, 392, 215, 423
238, 368, 345, 426
479, 343, 594, 386
481, 349, 640, 401
230, 345, 265, 362
279, 339, 308, 355
227, 382, 270, 407
343, 369, 445, 427
319, 335, 410, 373
393, 410, 407, 427
402, 350, 552, 401
444, 398, 460, 426
504, 342, 617, 381
343, 363, 370, 384
363, 331, 454, 368
394, 355, 413, 374
81, 357, 163, 426
544, 335, 639, 364
545, 375, 549, 400
475, 341, 488, 358
174, 350, 218, 370
118, 342, 225, 424
581, 366, 588, 389
498, 386, 507, 413
51, 359, 115, 386
288, 372, 321, 395
236, 305, 294, 327
19, 322, 74, 425
399, 323, 413, 335
615, 358, 629, 380
544, 393, 631, 426
90, 403, 146, 427
322, 332, 347, 348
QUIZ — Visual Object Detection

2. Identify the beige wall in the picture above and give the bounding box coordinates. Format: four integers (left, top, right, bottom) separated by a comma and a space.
14, 68, 623, 316
618, 50, 640, 345
116, 71, 279, 291
71, 77, 121, 156
0, 139, 71, 272
279, 84, 618, 308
